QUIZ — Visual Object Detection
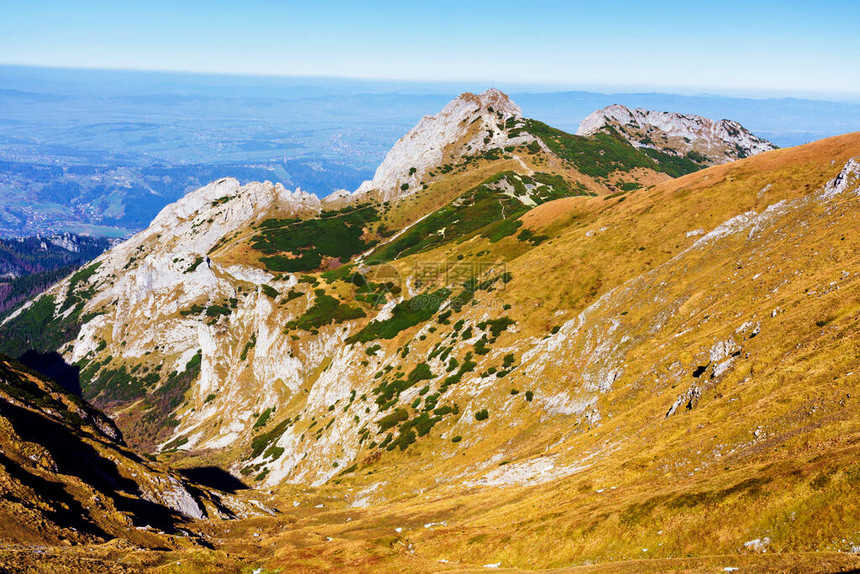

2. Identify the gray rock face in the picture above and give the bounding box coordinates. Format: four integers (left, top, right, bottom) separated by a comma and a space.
577, 104, 776, 164
352, 89, 536, 201
147, 476, 206, 520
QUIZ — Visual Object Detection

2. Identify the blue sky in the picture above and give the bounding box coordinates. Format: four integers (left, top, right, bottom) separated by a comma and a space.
2, 0, 858, 98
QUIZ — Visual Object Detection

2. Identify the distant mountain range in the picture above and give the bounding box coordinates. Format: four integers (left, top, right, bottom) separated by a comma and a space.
2, 66, 860, 237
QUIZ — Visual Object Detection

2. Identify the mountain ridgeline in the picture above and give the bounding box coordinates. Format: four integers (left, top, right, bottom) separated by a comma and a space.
2, 90, 860, 571
576, 103, 778, 164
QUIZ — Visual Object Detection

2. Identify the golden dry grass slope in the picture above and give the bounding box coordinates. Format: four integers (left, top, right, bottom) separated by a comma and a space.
209, 132, 860, 572
2, 99, 860, 572
231, 132, 860, 573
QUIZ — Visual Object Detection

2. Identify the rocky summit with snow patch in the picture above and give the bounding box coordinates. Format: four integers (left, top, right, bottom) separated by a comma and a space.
577, 103, 776, 164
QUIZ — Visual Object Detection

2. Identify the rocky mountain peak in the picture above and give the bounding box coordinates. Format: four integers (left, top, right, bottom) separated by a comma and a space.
45, 177, 323, 366
576, 104, 776, 164
455, 87, 521, 116
150, 177, 319, 234
353, 88, 534, 201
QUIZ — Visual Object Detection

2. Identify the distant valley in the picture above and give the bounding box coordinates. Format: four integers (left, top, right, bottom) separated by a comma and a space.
3, 66, 860, 238
0, 233, 111, 320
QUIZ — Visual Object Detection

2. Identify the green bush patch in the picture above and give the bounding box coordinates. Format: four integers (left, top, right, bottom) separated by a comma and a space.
185, 256, 205, 274
511, 119, 703, 179
251, 417, 292, 458
206, 304, 231, 318
346, 289, 450, 343
287, 289, 366, 331
254, 408, 273, 429
261, 284, 280, 298
240, 332, 257, 361
369, 172, 584, 262
253, 205, 380, 272
378, 408, 409, 432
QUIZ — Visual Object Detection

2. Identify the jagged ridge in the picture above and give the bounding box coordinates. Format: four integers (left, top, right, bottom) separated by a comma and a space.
352, 88, 537, 201
577, 103, 776, 164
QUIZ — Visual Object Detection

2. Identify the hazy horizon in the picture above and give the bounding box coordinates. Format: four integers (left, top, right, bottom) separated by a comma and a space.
3, 63, 860, 104
3, 62, 860, 238
3, 1, 859, 100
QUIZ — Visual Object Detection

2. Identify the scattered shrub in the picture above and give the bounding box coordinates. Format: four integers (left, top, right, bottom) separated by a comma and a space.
346, 289, 450, 343
286, 289, 365, 331
240, 333, 257, 361
254, 408, 272, 429
185, 256, 205, 274
377, 408, 409, 432
261, 284, 280, 298
206, 304, 231, 318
